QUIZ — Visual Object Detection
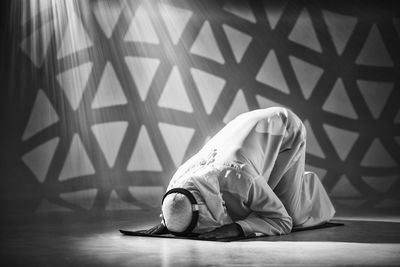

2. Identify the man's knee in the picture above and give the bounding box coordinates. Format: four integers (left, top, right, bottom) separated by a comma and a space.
263, 106, 289, 118
255, 107, 289, 135
275, 107, 305, 142
263, 107, 298, 126
259, 107, 306, 142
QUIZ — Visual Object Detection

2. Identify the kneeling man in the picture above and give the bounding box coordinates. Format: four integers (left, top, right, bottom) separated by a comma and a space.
147, 107, 335, 239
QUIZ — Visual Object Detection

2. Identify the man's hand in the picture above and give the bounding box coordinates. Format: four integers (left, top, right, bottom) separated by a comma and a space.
198, 223, 244, 240
142, 223, 169, 235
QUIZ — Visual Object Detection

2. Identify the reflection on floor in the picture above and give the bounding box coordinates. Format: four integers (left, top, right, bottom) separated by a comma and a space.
1, 210, 400, 266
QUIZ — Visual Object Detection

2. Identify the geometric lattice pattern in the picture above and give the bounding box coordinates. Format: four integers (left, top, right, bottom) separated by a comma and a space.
17, 0, 400, 212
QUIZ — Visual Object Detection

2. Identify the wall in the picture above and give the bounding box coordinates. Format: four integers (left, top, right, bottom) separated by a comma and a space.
1, 0, 399, 216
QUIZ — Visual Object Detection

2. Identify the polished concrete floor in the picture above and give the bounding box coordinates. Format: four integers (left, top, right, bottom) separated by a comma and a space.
1, 210, 400, 266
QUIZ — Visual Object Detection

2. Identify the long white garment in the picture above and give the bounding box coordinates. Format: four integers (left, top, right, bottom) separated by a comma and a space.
167, 107, 335, 236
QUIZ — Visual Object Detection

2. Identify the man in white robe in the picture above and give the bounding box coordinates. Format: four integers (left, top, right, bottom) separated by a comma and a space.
148, 107, 335, 239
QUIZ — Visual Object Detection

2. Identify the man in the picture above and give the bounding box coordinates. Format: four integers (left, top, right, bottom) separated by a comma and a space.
146, 107, 335, 240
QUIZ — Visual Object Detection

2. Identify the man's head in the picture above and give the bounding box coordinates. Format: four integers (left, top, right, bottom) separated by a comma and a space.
161, 192, 193, 233
161, 187, 231, 235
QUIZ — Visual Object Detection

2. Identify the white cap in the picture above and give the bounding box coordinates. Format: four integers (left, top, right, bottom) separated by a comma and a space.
161, 193, 192, 232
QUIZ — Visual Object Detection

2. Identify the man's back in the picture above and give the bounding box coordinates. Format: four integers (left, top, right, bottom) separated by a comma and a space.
167, 107, 335, 236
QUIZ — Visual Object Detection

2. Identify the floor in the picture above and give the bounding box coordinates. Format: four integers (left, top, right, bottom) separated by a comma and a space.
1, 210, 400, 267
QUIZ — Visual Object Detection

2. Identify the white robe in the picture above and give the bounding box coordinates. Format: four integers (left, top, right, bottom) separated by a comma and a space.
167, 107, 335, 236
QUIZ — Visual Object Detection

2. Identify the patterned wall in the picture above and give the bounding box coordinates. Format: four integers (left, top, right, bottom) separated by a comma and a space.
3, 0, 400, 214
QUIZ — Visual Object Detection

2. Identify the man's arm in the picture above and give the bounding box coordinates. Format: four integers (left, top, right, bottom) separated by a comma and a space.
141, 221, 169, 235
197, 222, 244, 240
235, 177, 293, 236
198, 177, 292, 240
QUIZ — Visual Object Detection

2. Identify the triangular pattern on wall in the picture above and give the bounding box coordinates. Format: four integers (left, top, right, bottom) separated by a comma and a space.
304, 120, 326, 158
22, 137, 60, 183
21, 0, 54, 25
223, 0, 256, 23
289, 56, 324, 99
322, 10, 357, 55
59, 134, 96, 181
57, 9, 93, 59
125, 56, 160, 101
20, 20, 53, 67
223, 24, 252, 63
288, 9, 322, 52
323, 124, 359, 161
92, 0, 124, 38
127, 126, 163, 171
256, 95, 283, 109
158, 123, 195, 167
322, 78, 358, 119
124, 5, 159, 44
56, 62, 93, 110
36, 199, 72, 213
190, 21, 225, 64
106, 190, 140, 210
223, 89, 250, 124
357, 80, 393, 119
60, 188, 98, 210
356, 24, 393, 67
158, 66, 193, 113
22, 90, 60, 141
159, 3, 193, 45
264, 1, 287, 30
330, 175, 362, 197
256, 50, 290, 94
91, 121, 128, 168
128, 186, 164, 208
18, 2, 400, 213
191, 68, 225, 114
92, 62, 128, 109
361, 138, 397, 167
